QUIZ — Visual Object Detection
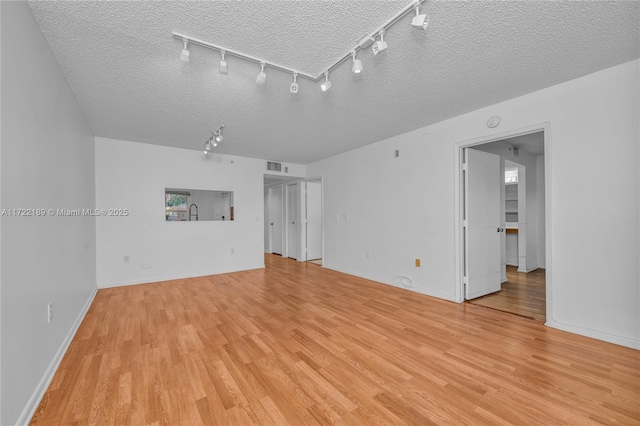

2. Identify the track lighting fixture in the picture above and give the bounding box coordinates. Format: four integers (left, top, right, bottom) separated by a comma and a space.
203, 125, 224, 154
204, 139, 212, 154
219, 50, 228, 75
411, 1, 430, 31
256, 62, 266, 85
180, 38, 190, 62
320, 72, 331, 92
372, 29, 388, 55
214, 125, 224, 143
357, 33, 375, 49
351, 51, 363, 74
174, 0, 430, 94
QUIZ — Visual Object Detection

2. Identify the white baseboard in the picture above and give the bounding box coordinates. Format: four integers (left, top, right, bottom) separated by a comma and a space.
98, 264, 265, 289
546, 319, 640, 350
517, 266, 539, 273
322, 264, 457, 303
15, 288, 98, 426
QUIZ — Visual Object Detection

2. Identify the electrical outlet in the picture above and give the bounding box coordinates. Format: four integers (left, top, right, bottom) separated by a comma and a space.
415, 258, 421, 267
230, 248, 235, 254
123, 255, 130, 263
47, 302, 53, 323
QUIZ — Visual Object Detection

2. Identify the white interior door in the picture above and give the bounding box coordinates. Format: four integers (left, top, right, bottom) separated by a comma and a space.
306, 181, 322, 260
264, 188, 269, 252
465, 148, 502, 299
269, 186, 283, 255
287, 183, 298, 259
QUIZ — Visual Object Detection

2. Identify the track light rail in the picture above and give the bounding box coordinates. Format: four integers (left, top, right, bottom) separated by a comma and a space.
172, 0, 424, 82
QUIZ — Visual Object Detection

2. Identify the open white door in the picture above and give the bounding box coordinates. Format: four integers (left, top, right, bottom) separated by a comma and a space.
465, 148, 502, 299
287, 183, 298, 259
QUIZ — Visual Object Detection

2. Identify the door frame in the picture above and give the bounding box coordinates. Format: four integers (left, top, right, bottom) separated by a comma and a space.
453, 122, 553, 325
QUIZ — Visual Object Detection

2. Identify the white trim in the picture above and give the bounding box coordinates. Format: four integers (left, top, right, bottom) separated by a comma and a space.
546, 320, 640, 350
518, 266, 540, 273
453, 123, 552, 318
97, 265, 265, 289
16, 288, 98, 426
323, 264, 458, 302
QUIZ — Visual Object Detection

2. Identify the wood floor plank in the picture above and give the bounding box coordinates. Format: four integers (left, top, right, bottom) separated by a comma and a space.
31, 254, 639, 425
469, 266, 546, 321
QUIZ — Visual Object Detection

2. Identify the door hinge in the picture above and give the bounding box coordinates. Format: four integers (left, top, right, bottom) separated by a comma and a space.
462, 162, 468, 171
462, 219, 468, 228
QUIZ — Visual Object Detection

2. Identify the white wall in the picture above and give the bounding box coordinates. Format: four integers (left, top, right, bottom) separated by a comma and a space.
307, 59, 640, 349
95, 138, 265, 287
1, 3, 97, 424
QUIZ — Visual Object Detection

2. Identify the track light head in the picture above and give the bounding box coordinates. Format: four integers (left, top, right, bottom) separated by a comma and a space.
411, 3, 429, 31
372, 30, 388, 55
215, 125, 224, 143
204, 139, 212, 154
320, 72, 331, 92
219, 51, 228, 75
290, 73, 299, 94
256, 62, 266, 85
180, 38, 190, 62
352, 51, 363, 74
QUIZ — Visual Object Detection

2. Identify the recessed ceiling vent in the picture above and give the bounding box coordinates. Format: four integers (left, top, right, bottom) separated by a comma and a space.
266, 161, 282, 172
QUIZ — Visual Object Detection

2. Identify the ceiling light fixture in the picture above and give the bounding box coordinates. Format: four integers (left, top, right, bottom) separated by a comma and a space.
372, 29, 388, 55
256, 62, 266, 85
320, 72, 332, 92
214, 125, 224, 143
219, 50, 228, 75
203, 125, 224, 154
204, 139, 212, 154
180, 38, 190, 62
290, 73, 299, 93
411, 1, 430, 31
173, 0, 428, 86
352, 51, 363, 74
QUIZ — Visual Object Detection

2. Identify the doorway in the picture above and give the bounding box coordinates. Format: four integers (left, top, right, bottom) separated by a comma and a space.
264, 177, 323, 264
455, 124, 551, 323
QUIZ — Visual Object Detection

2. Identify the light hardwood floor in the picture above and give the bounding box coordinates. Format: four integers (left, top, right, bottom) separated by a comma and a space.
468, 266, 546, 322
32, 255, 639, 425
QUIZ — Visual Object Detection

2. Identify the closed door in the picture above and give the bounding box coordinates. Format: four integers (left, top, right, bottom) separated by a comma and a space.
269, 186, 283, 255
287, 183, 298, 259
465, 148, 502, 299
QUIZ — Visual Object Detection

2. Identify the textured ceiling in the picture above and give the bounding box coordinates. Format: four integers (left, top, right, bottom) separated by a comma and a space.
28, 1, 639, 164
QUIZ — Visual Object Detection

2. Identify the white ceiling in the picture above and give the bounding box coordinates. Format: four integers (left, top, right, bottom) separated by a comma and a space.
28, 1, 639, 165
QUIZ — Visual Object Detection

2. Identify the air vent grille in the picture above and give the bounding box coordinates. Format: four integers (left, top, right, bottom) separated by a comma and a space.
267, 161, 282, 172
